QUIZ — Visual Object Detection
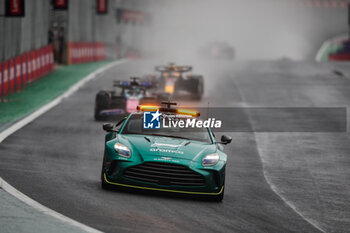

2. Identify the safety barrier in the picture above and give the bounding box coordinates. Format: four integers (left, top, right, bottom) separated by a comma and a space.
329, 53, 350, 61
0, 45, 54, 98
67, 42, 105, 65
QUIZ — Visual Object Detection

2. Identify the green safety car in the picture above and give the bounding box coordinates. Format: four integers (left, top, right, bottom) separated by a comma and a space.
100, 102, 231, 201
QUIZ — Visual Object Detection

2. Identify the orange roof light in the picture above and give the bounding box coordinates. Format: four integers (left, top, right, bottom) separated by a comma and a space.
137, 105, 159, 111
176, 108, 200, 117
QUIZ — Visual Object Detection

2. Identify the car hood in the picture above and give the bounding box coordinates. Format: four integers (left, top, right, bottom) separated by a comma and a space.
117, 134, 216, 162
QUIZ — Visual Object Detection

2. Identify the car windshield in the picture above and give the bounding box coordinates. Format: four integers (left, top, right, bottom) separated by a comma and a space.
121, 114, 213, 143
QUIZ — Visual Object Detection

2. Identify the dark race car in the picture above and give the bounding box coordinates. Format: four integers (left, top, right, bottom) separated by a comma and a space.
94, 77, 166, 121
147, 63, 204, 101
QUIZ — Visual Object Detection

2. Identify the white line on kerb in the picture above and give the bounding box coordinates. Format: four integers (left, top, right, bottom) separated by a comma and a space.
0, 59, 127, 233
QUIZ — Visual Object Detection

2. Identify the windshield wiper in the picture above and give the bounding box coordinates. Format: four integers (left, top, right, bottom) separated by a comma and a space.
148, 133, 191, 140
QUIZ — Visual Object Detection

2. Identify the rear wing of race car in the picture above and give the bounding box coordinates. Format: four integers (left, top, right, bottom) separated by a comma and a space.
113, 79, 153, 89
155, 65, 192, 73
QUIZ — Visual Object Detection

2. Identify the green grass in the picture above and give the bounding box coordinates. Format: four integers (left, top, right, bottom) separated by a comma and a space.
0, 61, 112, 125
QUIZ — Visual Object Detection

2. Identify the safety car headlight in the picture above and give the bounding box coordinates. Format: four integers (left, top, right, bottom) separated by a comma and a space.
114, 142, 131, 158
202, 153, 220, 167
201, 153, 219, 167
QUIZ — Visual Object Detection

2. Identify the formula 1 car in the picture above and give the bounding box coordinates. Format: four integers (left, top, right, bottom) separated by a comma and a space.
198, 42, 235, 60
147, 63, 204, 100
100, 101, 232, 201
94, 77, 168, 121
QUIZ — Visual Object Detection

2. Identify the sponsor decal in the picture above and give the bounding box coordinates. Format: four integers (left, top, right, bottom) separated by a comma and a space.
143, 110, 161, 129
150, 148, 184, 154
97, 0, 108, 14
150, 143, 181, 148
142, 111, 222, 129
153, 157, 180, 163
53, 0, 68, 10
5, 0, 25, 17
163, 117, 222, 128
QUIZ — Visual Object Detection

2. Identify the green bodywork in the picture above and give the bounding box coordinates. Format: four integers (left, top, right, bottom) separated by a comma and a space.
102, 113, 227, 195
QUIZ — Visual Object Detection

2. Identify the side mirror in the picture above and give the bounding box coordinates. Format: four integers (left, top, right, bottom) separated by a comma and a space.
103, 123, 115, 132
219, 135, 232, 145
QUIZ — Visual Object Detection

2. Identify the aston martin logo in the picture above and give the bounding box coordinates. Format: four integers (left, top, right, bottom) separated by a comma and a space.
160, 157, 172, 160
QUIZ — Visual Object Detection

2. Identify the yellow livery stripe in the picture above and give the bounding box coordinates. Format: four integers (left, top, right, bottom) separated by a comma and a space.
104, 173, 223, 195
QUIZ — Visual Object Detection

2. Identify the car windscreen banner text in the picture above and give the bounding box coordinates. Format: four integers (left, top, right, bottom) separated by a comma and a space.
141, 107, 346, 132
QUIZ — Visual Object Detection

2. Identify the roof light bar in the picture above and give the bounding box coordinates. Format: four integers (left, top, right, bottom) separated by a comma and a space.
137, 105, 200, 117
176, 108, 200, 117
137, 105, 159, 111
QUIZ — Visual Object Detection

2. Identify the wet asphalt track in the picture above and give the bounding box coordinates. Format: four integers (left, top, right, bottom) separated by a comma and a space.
0, 60, 333, 233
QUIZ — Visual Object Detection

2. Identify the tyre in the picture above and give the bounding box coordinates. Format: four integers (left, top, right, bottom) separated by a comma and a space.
101, 152, 113, 190
210, 173, 225, 202
192, 76, 204, 100
95, 91, 111, 121
101, 173, 113, 190
211, 186, 224, 202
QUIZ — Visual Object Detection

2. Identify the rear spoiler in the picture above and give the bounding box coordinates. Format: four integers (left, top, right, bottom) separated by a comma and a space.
113, 80, 153, 88
113, 80, 130, 87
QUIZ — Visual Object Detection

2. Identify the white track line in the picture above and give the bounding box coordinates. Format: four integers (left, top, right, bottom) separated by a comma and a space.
255, 147, 326, 233
0, 59, 127, 233
0, 177, 102, 233
231, 77, 326, 233
0, 59, 126, 143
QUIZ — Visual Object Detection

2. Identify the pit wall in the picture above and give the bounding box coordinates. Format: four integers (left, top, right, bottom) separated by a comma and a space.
0, 45, 54, 97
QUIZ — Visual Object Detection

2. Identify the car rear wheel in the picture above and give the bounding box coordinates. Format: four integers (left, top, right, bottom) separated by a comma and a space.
191, 76, 204, 100
95, 91, 111, 121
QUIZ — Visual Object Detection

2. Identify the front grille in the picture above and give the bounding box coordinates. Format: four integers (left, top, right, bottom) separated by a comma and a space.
123, 162, 205, 186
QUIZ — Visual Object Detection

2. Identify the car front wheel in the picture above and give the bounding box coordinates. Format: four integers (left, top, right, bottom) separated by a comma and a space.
101, 153, 113, 190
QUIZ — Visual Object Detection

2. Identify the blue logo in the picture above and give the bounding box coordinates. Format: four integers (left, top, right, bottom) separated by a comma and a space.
143, 110, 161, 129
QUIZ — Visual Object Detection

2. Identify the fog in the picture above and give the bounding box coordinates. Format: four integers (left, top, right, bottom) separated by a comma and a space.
142, 0, 347, 61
